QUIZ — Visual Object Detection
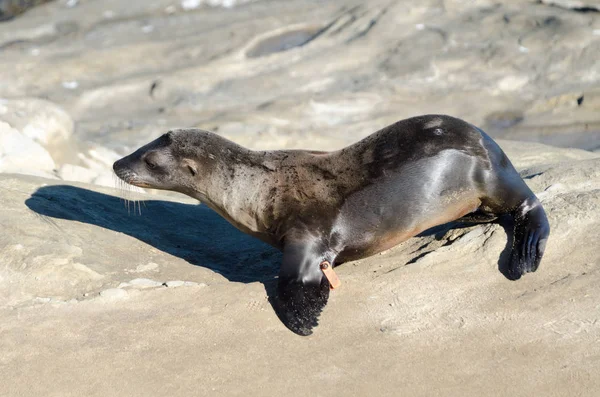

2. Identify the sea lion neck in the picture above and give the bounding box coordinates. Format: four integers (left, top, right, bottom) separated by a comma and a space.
185, 133, 273, 236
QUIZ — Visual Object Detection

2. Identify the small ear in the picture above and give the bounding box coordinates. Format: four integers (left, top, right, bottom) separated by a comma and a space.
182, 159, 198, 176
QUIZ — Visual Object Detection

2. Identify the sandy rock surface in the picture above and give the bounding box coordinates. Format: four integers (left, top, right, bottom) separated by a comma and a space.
1, 141, 599, 396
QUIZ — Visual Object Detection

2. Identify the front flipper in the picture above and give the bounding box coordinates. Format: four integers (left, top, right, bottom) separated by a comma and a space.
274, 234, 333, 336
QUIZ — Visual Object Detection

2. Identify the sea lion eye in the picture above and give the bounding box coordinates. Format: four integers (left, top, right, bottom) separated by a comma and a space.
145, 158, 157, 169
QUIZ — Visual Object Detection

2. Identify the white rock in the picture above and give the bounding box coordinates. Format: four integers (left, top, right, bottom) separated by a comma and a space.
215, 0, 236, 7
133, 263, 159, 273
72, 263, 104, 280
92, 173, 119, 188
181, 0, 202, 10
129, 278, 163, 288
498, 76, 530, 92
185, 281, 205, 287
62, 81, 79, 90
57, 164, 98, 184
164, 280, 205, 288
34, 297, 52, 303
99, 288, 129, 300
81, 146, 121, 171
0, 121, 56, 174
0, 98, 73, 147
206, 0, 255, 7
164, 280, 186, 288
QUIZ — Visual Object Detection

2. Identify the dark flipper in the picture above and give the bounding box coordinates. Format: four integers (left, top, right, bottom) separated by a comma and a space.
506, 197, 550, 280
274, 233, 332, 336
476, 127, 551, 280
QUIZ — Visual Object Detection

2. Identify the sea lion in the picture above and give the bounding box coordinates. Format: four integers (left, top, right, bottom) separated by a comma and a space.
113, 115, 550, 335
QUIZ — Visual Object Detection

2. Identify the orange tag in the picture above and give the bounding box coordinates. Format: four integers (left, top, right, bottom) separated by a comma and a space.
320, 261, 341, 290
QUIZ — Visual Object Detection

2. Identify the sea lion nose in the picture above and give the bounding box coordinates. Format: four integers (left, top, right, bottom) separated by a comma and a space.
113, 158, 130, 177
112, 159, 122, 173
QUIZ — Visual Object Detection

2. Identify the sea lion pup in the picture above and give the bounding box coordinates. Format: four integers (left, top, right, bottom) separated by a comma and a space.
113, 115, 550, 336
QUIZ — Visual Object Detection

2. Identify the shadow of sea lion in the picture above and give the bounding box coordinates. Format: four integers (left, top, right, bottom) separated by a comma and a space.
415, 214, 516, 280
25, 185, 282, 284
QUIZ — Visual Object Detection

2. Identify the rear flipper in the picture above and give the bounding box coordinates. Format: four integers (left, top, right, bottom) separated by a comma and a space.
475, 127, 550, 280
507, 197, 550, 280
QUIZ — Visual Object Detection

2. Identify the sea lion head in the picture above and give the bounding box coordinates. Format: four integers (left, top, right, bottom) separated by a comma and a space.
113, 130, 207, 193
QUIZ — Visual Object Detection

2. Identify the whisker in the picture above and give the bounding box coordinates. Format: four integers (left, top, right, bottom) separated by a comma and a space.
113, 172, 146, 216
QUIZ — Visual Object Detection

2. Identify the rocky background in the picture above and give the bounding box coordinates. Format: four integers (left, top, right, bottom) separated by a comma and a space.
1, 0, 599, 183
1, 1, 599, 396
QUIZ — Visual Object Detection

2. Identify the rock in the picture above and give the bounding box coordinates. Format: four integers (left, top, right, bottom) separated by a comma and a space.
0, 121, 56, 176
0, 98, 125, 185
98, 288, 128, 300
0, 98, 78, 176
0, 140, 599, 395
1, 0, 598, 156
0, 98, 73, 149
164, 280, 185, 288
132, 263, 159, 273
497, 76, 530, 92
184, 281, 205, 287
163, 280, 204, 288
57, 164, 98, 184
84, 146, 121, 168
56, 162, 117, 187
180, 0, 201, 10
128, 278, 163, 288
90, 173, 117, 188
181, 0, 257, 9
61, 81, 79, 90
